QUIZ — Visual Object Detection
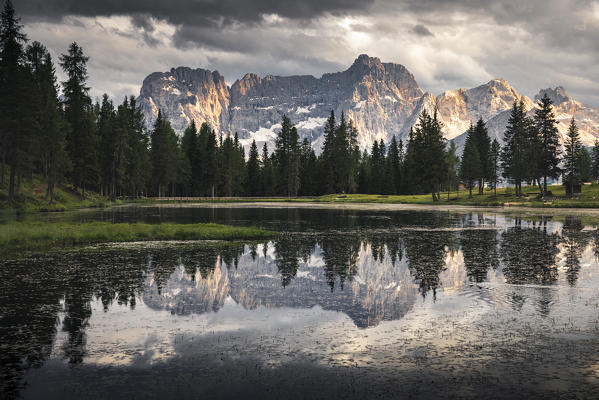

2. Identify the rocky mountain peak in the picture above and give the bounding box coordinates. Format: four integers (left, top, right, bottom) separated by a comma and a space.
535, 86, 574, 106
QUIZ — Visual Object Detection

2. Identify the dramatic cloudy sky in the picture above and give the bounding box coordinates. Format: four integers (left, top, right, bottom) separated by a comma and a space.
15, 0, 599, 107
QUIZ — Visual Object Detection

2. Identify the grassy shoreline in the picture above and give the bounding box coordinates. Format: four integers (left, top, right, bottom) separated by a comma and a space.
139, 184, 599, 209
0, 221, 277, 253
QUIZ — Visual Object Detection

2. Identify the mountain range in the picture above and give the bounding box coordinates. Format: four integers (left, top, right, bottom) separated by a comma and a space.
137, 55, 599, 153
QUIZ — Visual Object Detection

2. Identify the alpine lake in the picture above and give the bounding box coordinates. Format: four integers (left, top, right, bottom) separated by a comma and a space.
2, 204, 599, 399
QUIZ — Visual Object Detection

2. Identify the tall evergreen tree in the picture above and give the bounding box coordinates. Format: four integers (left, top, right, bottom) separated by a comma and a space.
460, 125, 482, 198
29, 44, 69, 202
445, 141, 459, 199
591, 140, 599, 182
97, 94, 115, 196
0, 0, 28, 201
273, 115, 300, 197
260, 143, 274, 196
386, 135, 401, 195
150, 111, 179, 197
488, 139, 501, 197
472, 118, 491, 194
246, 140, 261, 196
124, 96, 150, 197
411, 109, 447, 201
60, 42, 98, 198
298, 138, 318, 196
534, 93, 561, 195
181, 121, 198, 195
563, 118, 582, 196
501, 100, 530, 196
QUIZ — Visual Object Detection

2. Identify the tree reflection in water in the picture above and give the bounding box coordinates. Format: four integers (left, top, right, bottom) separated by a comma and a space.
0, 212, 597, 398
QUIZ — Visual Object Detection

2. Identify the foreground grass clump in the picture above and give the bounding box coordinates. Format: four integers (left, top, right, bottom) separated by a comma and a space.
0, 221, 276, 252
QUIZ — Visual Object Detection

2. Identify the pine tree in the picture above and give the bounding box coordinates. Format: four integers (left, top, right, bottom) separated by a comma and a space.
321, 110, 336, 193
181, 121, 198, 195
411, 109, 447, 201
273, 115, 300, 197
578, 147, 592, 183
0, 0, 28, 201
472, 118, 491, 194
488, 139, 501, 197
246, 140, 260, 196
125, 96, 150, 198
97, 94, 115, 196
60, 42, 99, 198
591, 140, 599, 182
534, 93, 561, 195
460, 125, 482, 198
298, 138, 317, 196
29, 44, 69, 202
386, 135, 401, 195
445, 141, 459, 199
501, 100, 530, 196
197, 123, 218, 197
260, 143, 274, 196
563, 118, 582, 196
150, 111, 179, 197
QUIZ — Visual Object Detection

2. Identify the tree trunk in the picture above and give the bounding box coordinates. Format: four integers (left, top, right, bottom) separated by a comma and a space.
469, 187, 473, 198
478, 179, 484, 195
8, 163, 16, 202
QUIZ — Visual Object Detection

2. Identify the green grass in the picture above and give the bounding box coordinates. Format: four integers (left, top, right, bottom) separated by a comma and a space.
0, 221, 277, 253
151, 184, 599, 209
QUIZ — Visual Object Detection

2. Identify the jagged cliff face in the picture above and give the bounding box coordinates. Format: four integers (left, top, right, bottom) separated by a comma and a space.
138, 55, 426, 151
137, 55, 599, 153
139, 67, 230, 134
535, 86, 599, 145
436, 79, 534, 139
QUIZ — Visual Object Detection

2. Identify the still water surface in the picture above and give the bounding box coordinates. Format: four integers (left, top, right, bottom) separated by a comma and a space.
2, 205, 599, 399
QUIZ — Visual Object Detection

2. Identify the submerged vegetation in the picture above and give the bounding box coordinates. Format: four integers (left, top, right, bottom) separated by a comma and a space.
0, 221, 276, 253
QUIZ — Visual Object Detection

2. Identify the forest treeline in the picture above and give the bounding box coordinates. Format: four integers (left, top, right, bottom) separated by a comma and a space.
2, 1, 599, 203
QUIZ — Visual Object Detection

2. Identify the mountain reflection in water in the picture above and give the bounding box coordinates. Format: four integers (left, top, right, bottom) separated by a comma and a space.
2, 209, 599, 399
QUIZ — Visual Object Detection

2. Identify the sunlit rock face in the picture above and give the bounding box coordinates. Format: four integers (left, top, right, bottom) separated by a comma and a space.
138, 67, 230, 134
436, 79, 534, 140
138, 55, 426, 152
138, 57, 599, 154
535, 86, 599, 146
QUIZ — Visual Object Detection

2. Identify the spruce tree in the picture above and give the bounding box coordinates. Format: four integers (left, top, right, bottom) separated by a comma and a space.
181, 121, 198, 195
30, 45, 69, 202
563, 118, 582, 196
411, 109, 447, 201
501, 100, 529, 196
460, 125, 482, 198
446, 141, 459, 199
125, 96, 150, 197
472, 118, 491, 194
387, 135, 401, 195
273, 115, 300, 197
246, 140, 260, 196
97, 94, 115, 196
591, 140, 599, 182
298, 138, 317, 196
260, 143, 274, 196
488, 139, 501, 197
0, 0, 28, 201
321, 110, 336, 193
534, 94, 561, 195
60, 42, 98, 198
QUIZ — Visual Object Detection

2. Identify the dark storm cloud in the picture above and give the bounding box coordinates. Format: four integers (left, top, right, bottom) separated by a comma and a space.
16, 0, 375, 24
412, 24, 433, 37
